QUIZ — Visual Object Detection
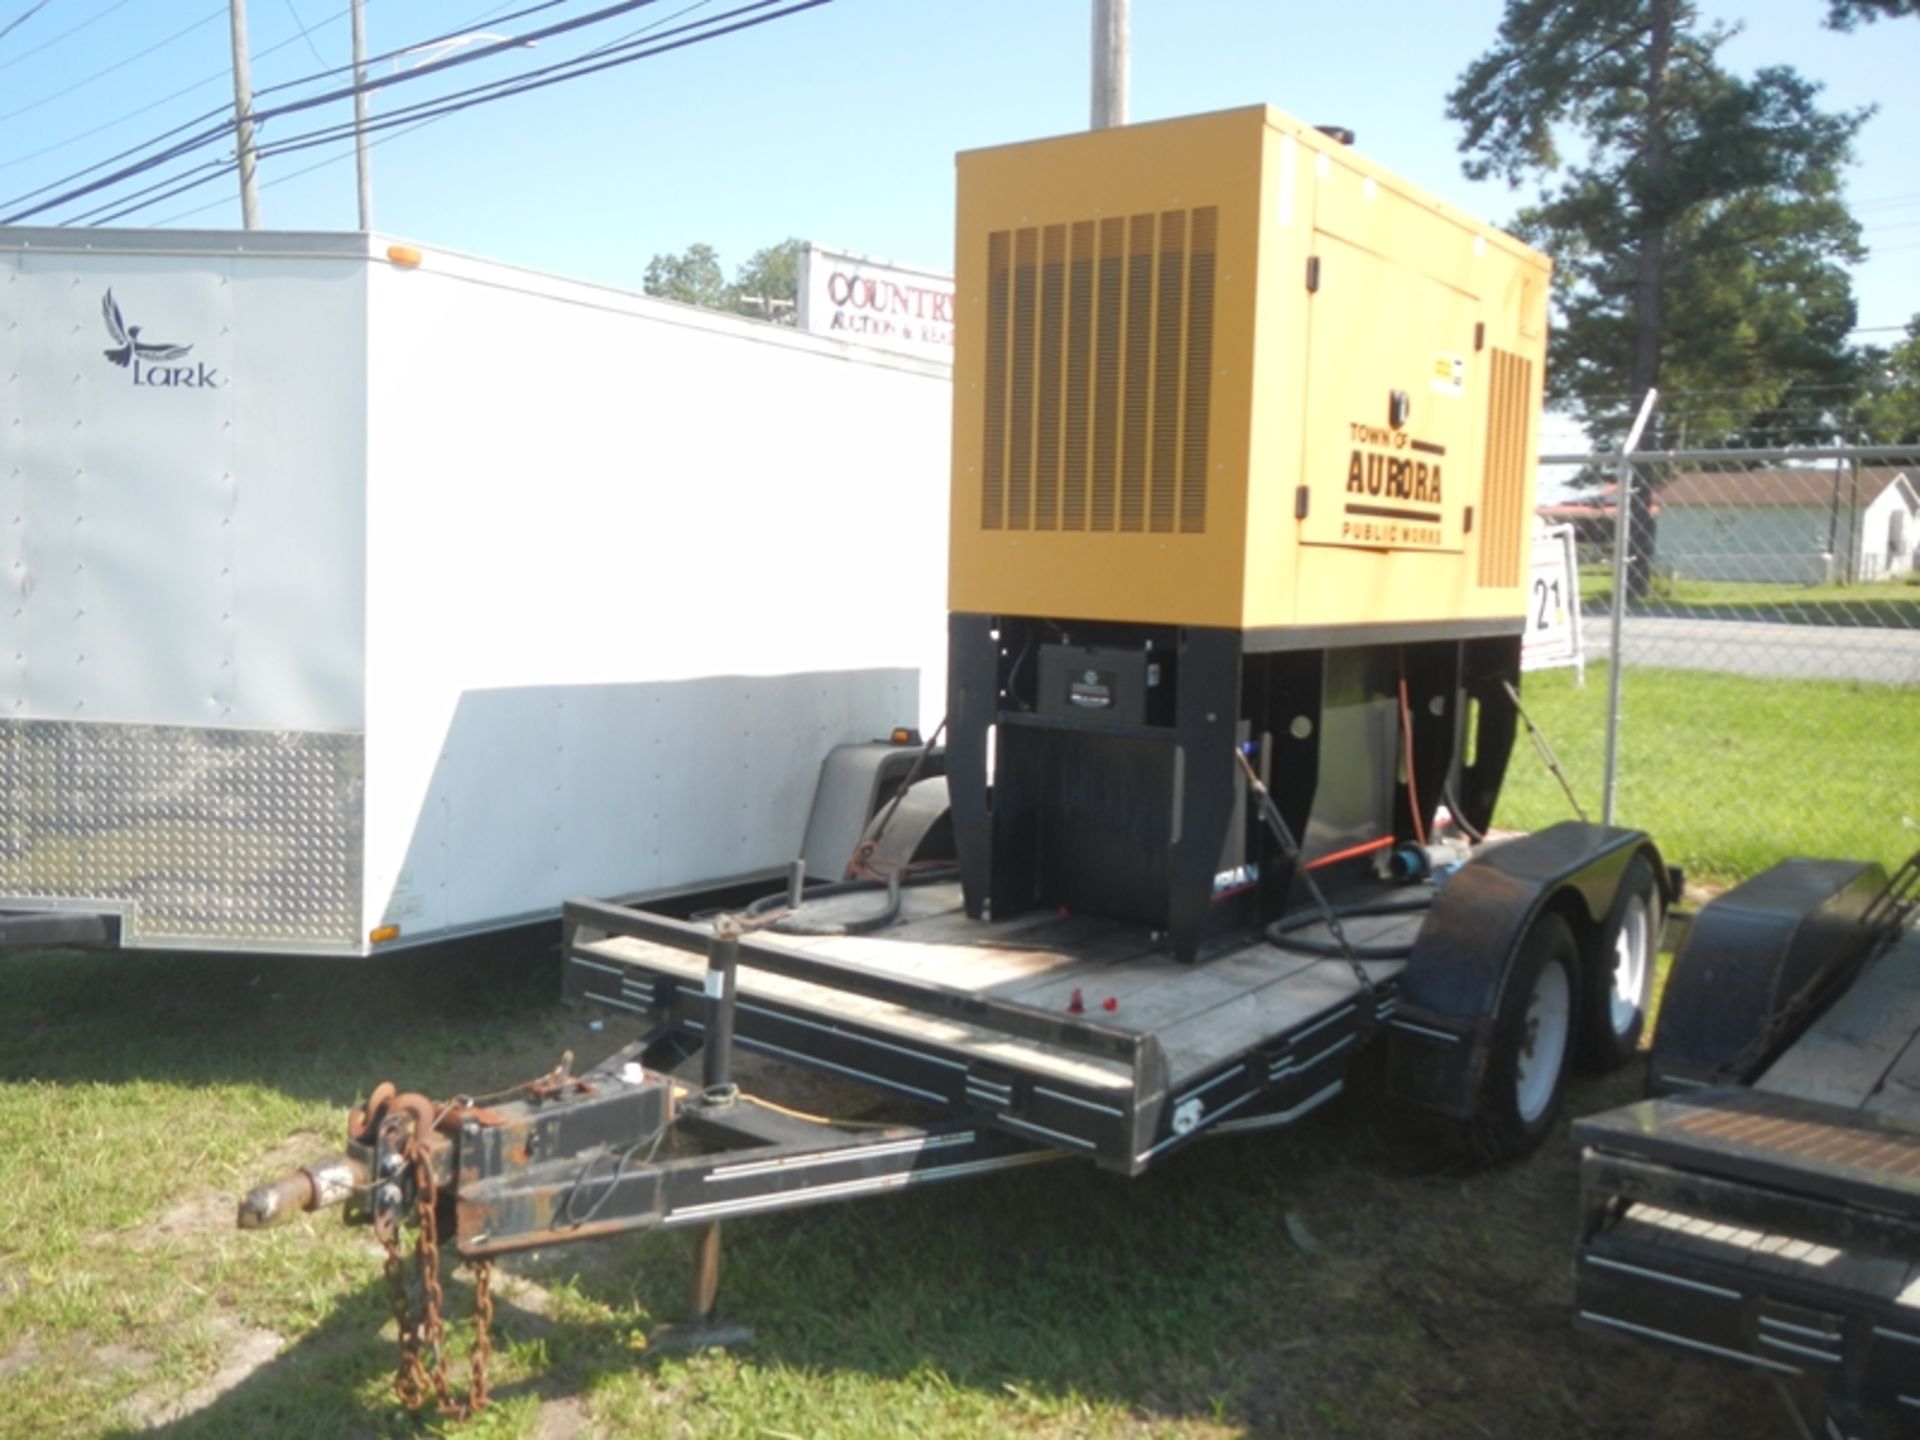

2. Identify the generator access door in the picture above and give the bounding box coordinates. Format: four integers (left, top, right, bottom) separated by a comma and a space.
1296, 233, 1478, 557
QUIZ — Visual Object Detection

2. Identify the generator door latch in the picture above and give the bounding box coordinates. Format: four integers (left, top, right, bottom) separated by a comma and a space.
1388, 389, 1411, 428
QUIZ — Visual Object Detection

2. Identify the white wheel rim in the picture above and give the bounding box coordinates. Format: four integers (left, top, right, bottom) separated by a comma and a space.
1516, 959, 1571, 1125
1609, 894, 1652, 1037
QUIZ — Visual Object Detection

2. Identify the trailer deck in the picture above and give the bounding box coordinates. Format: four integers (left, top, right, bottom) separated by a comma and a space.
563, 882, 1418, 1174
1576, 920, 1920, 1424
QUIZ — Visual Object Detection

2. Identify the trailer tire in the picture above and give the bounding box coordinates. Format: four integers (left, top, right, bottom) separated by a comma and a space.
1453, 911, 1577, 1166
1576, 855, 1659, 1074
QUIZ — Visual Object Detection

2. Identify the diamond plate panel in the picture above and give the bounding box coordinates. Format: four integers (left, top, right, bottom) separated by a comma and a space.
0, 721, 362, 948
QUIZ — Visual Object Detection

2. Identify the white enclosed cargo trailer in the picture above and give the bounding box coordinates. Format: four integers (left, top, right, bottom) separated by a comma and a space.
0, 229, 950, 955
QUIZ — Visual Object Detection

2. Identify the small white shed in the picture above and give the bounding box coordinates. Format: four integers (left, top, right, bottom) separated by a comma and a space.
1654, 466, 1919, 585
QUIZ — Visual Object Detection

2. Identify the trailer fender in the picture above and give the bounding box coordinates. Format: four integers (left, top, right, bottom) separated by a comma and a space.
1387, 821, 1665, 1118
798, 740, 947, 881
1648, 857, 1894, 1095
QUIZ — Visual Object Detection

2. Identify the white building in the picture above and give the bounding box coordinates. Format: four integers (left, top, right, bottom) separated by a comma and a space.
1654, 466, 1919, 585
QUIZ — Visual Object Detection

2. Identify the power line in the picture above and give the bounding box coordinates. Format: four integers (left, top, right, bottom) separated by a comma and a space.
2, 0, 576, 217
0, 0, 56, 48
0, 0, 553, 207
20, 0, 759, 224
153, 111, 449, 226
0, 5, 224, 124
155, 0, 711, 226
4, 1, 138, 72
280, 0, 327, 67
0, 2, 358, 175
78, 0, 832, 226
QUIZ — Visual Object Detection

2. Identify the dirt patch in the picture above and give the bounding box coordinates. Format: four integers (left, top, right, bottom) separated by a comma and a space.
532, 1396, 591, 1440
123, 1189, 234, 1251
0, 1336, 39, 1385
122, 1320, 283, 1429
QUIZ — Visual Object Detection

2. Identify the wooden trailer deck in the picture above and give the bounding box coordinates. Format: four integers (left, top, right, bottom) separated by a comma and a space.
1575, 922, 1920, 1418
563, 882, 1420, 1174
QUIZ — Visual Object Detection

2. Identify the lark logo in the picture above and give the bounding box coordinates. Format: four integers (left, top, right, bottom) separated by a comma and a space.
100, 289, 221, 389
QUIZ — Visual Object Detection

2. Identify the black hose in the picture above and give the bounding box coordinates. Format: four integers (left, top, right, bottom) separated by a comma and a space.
1264, 894, 1434, 960
745, 864, 961, 937
1441, 781, 1487, 843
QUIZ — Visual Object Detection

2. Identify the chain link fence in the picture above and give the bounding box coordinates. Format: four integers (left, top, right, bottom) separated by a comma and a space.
1501, 443, 1920, 890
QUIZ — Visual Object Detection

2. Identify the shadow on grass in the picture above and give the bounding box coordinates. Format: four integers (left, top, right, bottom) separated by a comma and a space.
3, 937, 1787, 1437
98, 1069, 1786, 1440
0, 928, 590, 1108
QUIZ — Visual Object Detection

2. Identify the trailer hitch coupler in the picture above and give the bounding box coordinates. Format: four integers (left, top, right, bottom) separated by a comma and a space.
237, 1153, 366, 1230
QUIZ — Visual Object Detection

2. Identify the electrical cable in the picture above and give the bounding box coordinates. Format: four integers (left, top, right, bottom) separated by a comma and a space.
1501, 679, 1588, 822
0, 0, 534, 206
1264, 895, 1434, 961
17, 0, 828, 225
1396, 653, 1428, 848
558, 1114, 674, 1228
250, 0, 800, 161
148, 110, 447, 226
0, 1, 365, 185
0, 4, 224, 127
732, 864, 961, 937
1236, 749, 1378, 1010
1440, 780, 1488, 844
280, 0, 328, 67
0, 0, 59, 50
847, 717, 947, 880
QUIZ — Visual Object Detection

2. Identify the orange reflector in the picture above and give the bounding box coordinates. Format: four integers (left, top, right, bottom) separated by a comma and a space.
386, 244, 423, 268
889, 728, 917, 745
369, 924, 401, 945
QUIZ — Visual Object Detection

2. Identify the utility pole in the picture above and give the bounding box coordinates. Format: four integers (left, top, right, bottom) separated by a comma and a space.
228, 0, 262, 229
1091, 0, 1128, 130
351, 0, 372, 229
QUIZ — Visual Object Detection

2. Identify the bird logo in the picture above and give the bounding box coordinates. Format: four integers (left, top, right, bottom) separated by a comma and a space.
100, 289, 193, 369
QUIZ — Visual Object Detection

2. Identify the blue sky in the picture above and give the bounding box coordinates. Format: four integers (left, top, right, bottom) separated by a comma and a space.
1, 0, 1913, 342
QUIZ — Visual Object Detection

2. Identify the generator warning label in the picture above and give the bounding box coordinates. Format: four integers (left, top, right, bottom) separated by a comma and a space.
1339, 421, 1447, 549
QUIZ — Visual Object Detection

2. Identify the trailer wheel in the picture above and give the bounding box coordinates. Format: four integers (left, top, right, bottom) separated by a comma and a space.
1454, 912, 1577, 1165
1577, 855, 1659, 1073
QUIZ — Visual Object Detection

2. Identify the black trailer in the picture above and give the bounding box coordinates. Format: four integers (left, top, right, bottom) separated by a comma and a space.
1574, 853, 1920, 1437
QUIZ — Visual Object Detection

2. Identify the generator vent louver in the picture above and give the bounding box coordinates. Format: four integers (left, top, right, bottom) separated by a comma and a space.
981, 207, 1216, 535
1477, 348, 1532, 588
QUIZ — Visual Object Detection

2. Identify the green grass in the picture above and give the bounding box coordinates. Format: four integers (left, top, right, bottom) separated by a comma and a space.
1498, 664, 1920, 885
0, 939, 1776, 1440
1576, 564, 1920, 621
2, 667, 1911, 1435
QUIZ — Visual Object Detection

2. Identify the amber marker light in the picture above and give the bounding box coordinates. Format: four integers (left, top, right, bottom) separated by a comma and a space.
369, 924, 401, 945
386, 244, 423, 268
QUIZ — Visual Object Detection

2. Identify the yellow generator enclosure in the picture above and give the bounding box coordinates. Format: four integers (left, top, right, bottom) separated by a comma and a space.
950, 104, 1551, 639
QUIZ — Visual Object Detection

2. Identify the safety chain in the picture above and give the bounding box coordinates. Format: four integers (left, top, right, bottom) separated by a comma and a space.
366, 1100, 496, 1419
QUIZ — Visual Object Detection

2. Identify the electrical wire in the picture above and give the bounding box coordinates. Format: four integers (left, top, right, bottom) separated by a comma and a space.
0, 2, 361, 181
0, 5, 225, 127
0, 0, 542, 206
70, 0, 831, 227
280, 0, 328, 67
1396, 654, 1428, 848
11, 0, 817, 225
1264, 895, 1434, 961
0, 0, 58, 50
148, 110, 447, 226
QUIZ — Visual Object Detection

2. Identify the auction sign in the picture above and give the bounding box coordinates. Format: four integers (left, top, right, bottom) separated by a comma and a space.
797, 245, 954, 364
1521, 521, 1586, 682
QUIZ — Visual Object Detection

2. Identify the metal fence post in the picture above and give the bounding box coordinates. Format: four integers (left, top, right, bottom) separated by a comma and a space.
1602, 390, 1659, 828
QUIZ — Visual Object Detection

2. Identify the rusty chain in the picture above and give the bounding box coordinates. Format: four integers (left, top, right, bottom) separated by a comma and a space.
370, 1103, 496, 1419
